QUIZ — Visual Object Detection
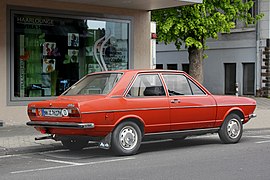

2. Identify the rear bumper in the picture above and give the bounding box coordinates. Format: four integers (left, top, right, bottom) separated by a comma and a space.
249, 113, 257, 119
26, 121, 95, 129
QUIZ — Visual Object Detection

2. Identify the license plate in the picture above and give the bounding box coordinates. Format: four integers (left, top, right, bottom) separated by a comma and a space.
42, 109, 62, 117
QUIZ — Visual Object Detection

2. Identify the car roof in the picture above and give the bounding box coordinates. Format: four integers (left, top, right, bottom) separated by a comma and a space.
88, 69, 185, 75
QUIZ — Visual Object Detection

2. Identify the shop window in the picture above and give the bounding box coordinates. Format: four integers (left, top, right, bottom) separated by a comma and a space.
11, 11, 130, 101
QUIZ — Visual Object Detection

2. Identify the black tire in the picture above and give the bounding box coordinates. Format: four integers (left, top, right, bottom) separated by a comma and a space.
218, 113, 243, 144
111, 121, 142, 156
61, 138, 89, 151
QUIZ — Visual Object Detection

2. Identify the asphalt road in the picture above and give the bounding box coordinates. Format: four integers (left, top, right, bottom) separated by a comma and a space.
1, 130, 270, 180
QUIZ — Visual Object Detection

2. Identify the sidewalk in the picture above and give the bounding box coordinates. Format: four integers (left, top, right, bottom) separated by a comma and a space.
0, 126, 62, 156
244, 97, 270, 129
0, 97, 269, 155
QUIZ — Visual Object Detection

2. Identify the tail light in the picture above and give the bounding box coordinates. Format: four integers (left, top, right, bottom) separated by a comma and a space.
27, 108, 37, 117
67, 107, 81, 118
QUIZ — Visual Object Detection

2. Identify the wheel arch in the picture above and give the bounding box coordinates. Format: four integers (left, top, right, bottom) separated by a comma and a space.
223, 108, 245, 122
113, 115, 145, 135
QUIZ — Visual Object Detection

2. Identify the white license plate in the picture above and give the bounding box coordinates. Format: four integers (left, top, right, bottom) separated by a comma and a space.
42, 109, 62, 117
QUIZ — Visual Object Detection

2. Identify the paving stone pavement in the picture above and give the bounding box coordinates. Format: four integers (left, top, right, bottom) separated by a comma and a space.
0, 97, 269, 155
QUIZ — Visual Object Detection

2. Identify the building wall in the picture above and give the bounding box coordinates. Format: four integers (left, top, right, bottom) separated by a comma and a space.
259, 0, 270, 40
157, 31, 257, 95
259, 0, 270, 96
157, 1, 270, 98
0, 0, 151, 125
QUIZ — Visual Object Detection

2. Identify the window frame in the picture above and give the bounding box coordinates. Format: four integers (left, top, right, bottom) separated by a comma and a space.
8, 6, 132, 105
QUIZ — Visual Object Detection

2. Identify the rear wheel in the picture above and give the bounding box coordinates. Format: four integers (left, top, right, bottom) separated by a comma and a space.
218, 113, 243, 144
111, 121, 142, 156
61, 138, 89, 151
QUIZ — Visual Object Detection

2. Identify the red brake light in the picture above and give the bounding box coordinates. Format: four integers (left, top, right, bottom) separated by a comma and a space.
27, 108, 36, 117
68, 108, 81, 118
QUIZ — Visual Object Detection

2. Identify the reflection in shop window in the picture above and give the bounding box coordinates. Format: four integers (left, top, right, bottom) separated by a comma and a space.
12, 12, 129, 99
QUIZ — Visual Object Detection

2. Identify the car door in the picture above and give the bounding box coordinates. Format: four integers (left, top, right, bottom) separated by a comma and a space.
124, 73, 170, 133
162, 73, 217, 131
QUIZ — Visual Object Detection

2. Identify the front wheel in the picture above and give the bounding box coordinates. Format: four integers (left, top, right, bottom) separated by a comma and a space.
111, 121, 142, 156
218, 113, 243, 144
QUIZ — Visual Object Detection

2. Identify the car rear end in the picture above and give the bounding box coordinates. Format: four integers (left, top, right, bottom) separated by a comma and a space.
27, 99, 96, 135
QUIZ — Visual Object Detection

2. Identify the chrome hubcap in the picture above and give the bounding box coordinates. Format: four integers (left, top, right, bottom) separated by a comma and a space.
119, 126, 138, 150
227, 118, 241, 139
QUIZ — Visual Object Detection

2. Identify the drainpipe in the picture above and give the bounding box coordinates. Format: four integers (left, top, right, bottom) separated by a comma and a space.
151, 22, 157, 69
256, 0, 261, 96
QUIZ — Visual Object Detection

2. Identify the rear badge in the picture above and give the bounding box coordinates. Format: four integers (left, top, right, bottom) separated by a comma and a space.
62, 109, 69, 117
38, 109, 42, 116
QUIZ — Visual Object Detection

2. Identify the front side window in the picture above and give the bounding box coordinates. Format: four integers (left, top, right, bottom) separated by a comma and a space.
63, 73, 122, 96
188, 79, 205, 95
11, 10, 130, 101
127, 74, 165, 97
163, 74, 205, 96
163, 74, 192, 96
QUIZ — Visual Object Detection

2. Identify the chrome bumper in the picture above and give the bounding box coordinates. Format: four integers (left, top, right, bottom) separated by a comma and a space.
26, 121, 95, 129
249, 113, 257, 119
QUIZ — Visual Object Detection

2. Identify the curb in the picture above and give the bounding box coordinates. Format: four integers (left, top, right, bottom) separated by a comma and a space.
0, 143, 63, 156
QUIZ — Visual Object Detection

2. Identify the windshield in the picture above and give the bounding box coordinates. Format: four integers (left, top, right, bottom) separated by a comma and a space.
63, 73, 122, 96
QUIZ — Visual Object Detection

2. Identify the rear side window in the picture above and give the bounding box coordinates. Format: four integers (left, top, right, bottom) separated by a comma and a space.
127, 74, 165, 97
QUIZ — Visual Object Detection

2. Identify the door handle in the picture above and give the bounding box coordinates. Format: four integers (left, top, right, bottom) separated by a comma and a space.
171, 99, 181, 103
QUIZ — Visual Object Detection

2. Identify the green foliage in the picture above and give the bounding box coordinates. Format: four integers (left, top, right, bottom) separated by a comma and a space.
152, 0, 263, 50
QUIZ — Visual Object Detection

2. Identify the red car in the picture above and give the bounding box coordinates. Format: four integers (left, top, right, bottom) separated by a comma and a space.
27, 70, 256, 155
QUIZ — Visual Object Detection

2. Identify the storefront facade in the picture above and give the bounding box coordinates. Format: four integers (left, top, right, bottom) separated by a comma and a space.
0, 0, 200, 125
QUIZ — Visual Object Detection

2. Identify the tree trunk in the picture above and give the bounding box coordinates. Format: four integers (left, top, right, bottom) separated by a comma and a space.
188, 47, 203, 84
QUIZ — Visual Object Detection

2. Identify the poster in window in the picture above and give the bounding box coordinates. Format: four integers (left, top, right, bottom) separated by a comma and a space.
68, 33, 79, 47
43, 42, 56, 56
43, 58, 56, 73
68, 49, 79, 63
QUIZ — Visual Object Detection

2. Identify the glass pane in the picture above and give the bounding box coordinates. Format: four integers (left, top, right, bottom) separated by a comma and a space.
182, 64, 189, 74
163, 74, 192, 96
13, 13, 129, 99
188, 79, 205, 95
64, 73, 122, 95
128, 74, 165, 97
167, 64, 178, 70
156, 64, 163, 69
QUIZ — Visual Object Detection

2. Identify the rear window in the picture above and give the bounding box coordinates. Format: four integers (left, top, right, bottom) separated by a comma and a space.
63, 73, 122, 96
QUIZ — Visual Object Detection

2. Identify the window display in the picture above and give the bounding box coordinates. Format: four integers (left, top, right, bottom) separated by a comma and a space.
12, 11, 130, 99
